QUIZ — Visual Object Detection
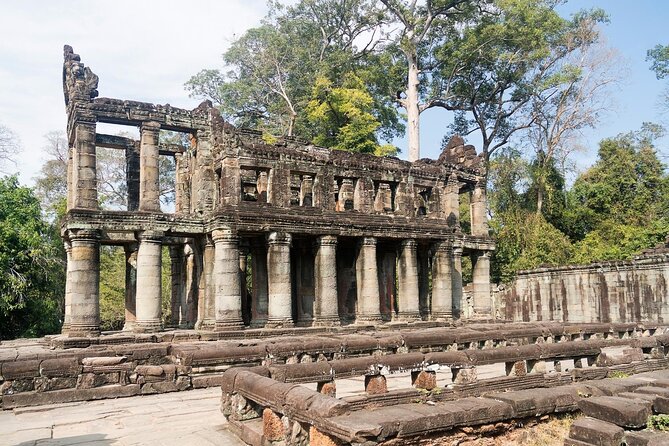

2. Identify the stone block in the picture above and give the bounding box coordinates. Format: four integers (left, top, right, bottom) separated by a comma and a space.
135, 365, 165, 376
1, 384, 141, 409
411, 370, 437, 390
633, 387, 669, 414
34, 377, 78, 392
192, 373, 225, 389
452, 367, 477, 384
77, 372, 120, 389
505, 361, 527, 377
2, 360, 41, 379
317, 380, 336, 398
365, 375, 387, 395
568, 416, 624, 446
309, 426, 342, 446
624, 430, 669, 446
40, 358, 81, 377
263, 408, 285, 441
81, 356, 126, 367
578, 396, 652, 429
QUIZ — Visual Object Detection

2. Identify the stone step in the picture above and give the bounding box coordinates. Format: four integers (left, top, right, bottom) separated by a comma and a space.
567, 416, 624, 446
578, 396, 652, 429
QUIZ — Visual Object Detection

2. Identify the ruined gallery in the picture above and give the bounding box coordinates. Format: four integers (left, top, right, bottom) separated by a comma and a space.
3, 46, 669, 446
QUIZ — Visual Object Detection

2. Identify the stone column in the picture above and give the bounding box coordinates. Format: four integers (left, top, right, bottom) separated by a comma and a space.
123, 243, 138, 331
196, 237, 216, 329
397, 239, 421, 321
65, 229, 100, 336
452, 247, 464, 319
239, 242, 251, 326
445, 173, 460, 228
472, 251, 492, 318
470, 182, 488, 236
313, 235, 340, 326
251, 241, 269, 327
266, 232, 293, 327
431, 241, 453, 320
72, 119, 98, 210
134, 230, 163, 332
169, 245, 186, 327
139, 121, 161, 212
356, 237, 382, 323
212, 229, 244, 330
126, 143, 140, 211
62, 240, 73, 332
418, 245, 430, 319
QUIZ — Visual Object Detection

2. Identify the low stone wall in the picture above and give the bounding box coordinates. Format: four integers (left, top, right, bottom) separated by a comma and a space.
1, 323, 655, 410
498, 253, 669, 323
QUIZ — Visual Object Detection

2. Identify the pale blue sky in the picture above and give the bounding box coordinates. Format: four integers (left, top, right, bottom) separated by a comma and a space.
0, 1, 667, 184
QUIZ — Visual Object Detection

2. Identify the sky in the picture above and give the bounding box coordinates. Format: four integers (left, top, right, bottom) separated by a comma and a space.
0, 0, 668, 186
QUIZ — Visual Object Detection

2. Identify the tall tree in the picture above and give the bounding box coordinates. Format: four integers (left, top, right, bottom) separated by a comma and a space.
0, 122, 19, 170
442, 2, 609, 179
379, 0, 480, 161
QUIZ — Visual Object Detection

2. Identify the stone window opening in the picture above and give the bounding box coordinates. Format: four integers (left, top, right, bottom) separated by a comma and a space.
290, 173, 315, 207
373, 181, 397, 214
157, 130, 188, 213
334, 177, 356, 211
240, 168, 269, 203
415, 187, 432, 217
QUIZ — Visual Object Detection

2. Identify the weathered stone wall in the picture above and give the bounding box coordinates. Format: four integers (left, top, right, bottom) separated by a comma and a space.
499, 252, 669, 323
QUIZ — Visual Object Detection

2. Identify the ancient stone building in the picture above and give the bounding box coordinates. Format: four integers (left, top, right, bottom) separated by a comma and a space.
60, 45, 494, 336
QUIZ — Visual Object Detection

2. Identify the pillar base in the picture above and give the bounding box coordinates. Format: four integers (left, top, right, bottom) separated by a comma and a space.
133, 321, 162, 333
65, 325, 100, 337
356, 315, 383, 324
265, 318, 294, 328
250, 319, 268, 329
122, 321, 136, 332
215, 320, 245, 331
396, 311, 422, 322
312, 316, 341, 327
196, 319, 216, 330
431, 311, 454, 322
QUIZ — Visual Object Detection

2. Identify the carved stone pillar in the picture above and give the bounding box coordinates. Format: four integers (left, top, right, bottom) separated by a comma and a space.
266, 232, 293, 327
239, 242, 251, 326
418, 244, 430, 319
452, 247, 464, 318
431, 241, 453, 320
472, 251, 492, 318
72, 119, 98, 210
397, 239, 421, 321
123, 243, 138, 331
169, 245, 186, 328
313, 235, 340, 326
251, 240, 269, 327
126, 143, 140, 211
445, 173, 460, 228
197, 237, 216, 329
65, 229, 100, 336
139, 121, 161, 212
212, 229, 244, 330
470, 182, 488, 236
134, 230, 163, 332
62, 240, 72, 332
356, 237, 382, 323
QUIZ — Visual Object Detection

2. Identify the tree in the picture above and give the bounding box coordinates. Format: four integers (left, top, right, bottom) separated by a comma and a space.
647, 44, 669, 80
442, 2, 609, 179
0, 176, 64, 339
186, 0, 401, 144
34, 131, 68, 221
306, 73, 398, 155
379, 0, 481, 161
0, 122, 20, 170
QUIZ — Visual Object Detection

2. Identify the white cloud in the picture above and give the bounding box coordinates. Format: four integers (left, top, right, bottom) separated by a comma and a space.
0, 0, 266, 184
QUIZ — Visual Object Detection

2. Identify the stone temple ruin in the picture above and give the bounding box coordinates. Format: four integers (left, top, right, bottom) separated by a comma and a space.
4, 46, 669, 446
60, 45, 494, 337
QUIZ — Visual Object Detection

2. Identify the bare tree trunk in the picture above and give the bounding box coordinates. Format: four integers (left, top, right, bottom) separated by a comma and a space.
537, 187, 543, 214
407, 54, 421, 162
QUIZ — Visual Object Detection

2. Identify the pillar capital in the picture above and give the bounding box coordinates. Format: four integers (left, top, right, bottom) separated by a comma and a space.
359, 236, 377, 247
400, 238, 417, 249
67, 229, 101, 243
453, 246, 464, 257
316, 235, 338, 247
267, 232, 291, 246
141, 120, 161, 133
137, 230, 164, 243
432, 240, 451, 252
212, 228, 237, 244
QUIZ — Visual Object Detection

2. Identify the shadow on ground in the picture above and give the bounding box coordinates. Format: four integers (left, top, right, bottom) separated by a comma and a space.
14, 433, 113, 446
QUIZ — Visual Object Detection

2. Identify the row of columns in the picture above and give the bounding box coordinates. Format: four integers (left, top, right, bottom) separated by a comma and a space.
62, 228, 492, 336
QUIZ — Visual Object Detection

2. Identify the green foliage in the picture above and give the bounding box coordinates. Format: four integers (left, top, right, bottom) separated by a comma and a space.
99, 246, 126, 331
608, 371, 630, 379
307, 74, 397, 154
648, 414, 669, 431
647, 44, 669, 80
0, 176, 64, 339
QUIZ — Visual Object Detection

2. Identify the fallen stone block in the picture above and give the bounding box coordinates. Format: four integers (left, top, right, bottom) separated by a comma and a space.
568, 416, 624, 446
1, 384, 140, 409
81, 356, 126, 367
2, 360, 41, 379
624, 430, 669, 446
578, 396, 652, 429
39, 357, 81, 378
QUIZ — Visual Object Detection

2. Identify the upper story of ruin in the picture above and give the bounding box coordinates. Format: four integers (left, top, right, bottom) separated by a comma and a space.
62, 45, 493, 249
